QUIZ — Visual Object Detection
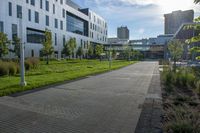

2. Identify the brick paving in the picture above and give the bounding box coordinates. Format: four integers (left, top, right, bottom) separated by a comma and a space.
0, 62, 158, 133
135, 64, 163, 133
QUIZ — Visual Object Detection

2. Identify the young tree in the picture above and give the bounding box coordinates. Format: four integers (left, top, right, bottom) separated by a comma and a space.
12, 36, 21, 58
185, 18, 200, 60
194, 0, 200, 4
62, 42, 72, 59
0, 32, 10, 58
123, 44, 132, 60
88, 44, 94, 59
68, 38, 76, 58
42, 29, 54, 65
76, 46, 83, 60
95, 44, 104, 60
168, 40, 184, 72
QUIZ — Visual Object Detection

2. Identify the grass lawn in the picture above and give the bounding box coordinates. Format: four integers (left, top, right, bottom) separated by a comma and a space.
0, 59, 137, 96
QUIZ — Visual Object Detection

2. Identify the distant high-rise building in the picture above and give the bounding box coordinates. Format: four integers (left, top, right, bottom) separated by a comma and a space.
164, 10, 194, 34
117, 26, 129, 40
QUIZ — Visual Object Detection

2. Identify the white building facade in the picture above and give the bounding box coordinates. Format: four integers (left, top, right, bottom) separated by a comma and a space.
0, 0, 107, 58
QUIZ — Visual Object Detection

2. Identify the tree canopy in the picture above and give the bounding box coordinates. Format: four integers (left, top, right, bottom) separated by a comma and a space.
168, 40, 184, 71
42, 29, 54, 64
0, 32, 10, 58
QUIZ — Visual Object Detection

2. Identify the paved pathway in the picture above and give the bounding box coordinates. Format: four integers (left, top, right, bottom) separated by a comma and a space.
0, 62, 158, 133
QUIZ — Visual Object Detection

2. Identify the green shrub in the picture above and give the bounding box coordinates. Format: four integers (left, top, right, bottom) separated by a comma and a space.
7, 62, 17, 75
168, 122, 195, 133
0, 61, 19, 76
25, 60, 31, 70
195, 80, 200, 94
0, 62, 9, 76
25, 58, 40, 70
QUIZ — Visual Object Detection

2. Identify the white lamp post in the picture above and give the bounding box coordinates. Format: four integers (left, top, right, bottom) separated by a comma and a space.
109, 43, 112, 69
19, 13, 26, 86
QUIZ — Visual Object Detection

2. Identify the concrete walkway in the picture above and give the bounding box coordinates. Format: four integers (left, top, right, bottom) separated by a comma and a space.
0, 62, 158, 133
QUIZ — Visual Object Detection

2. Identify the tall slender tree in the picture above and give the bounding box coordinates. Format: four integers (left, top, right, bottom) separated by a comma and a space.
95, 44, 104, 60
0, 32, 10, 58
168, 40, 184, 72
76, 46, 83, 60
42, 29, 54, 65
88, 44, 94, 59
12, 36, 21, 58
68, 38, 76, 58
62, 41, 72, 59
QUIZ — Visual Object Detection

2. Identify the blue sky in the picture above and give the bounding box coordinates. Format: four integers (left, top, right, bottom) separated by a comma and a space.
73, 0, 200, 39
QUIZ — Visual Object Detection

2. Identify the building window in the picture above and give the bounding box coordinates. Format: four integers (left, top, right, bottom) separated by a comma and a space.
66, 12, 88, 36
40, 0, 43, 9
31, 49, 34, 57
8, 2, 12, 16
0, 21, 4, 32
60, 0, 63, 4
27, 28, 45, 43
17, 5, 22, 18
54, 19, 58, 28
46, 0, 49, 11
60, 20, 63, 30
81, 39, 83, 48
35, 11, 39, 23
28, 9, 31, 21
55, 33, 57, 46
63, 35, 65, 46
26, 0, 29, 3
53, 4, 55, 14
12, 24, 18, 40
30, 0, 35, 6
62, 9, 65, 18
46, 15, 49, 26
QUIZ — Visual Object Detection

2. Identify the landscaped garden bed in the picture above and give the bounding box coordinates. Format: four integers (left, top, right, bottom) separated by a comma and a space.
161, 66, 200, 133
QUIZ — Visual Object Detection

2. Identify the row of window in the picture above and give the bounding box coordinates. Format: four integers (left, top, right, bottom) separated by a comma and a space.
89, 12, 107, 28
90, 22, 107, 35
89, 31, 107, 42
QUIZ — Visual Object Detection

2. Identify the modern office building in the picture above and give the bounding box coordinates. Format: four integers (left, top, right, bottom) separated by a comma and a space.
117, 26, 129, 40
0, 0, 107, 58
164, 10, 194, 34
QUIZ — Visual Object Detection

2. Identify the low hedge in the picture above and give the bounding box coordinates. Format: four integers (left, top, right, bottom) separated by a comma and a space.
0, 60, 19, 76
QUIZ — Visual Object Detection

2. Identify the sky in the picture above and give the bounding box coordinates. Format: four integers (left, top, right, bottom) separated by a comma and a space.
73, 0, 200, 40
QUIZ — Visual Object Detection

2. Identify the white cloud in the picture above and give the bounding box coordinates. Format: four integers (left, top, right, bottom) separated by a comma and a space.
138, 28, 145, 34
80, 0, 200, 39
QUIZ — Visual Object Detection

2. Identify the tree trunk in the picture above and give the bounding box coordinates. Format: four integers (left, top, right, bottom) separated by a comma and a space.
173, 59, 176, 72
46, 55, 49, 65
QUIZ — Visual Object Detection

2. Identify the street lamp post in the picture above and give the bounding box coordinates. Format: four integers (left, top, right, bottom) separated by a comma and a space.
109, 43, 112, 69
19, 13, 26, 86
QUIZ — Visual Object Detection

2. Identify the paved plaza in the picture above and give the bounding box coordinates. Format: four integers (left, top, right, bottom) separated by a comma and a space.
0, 62, 158, 133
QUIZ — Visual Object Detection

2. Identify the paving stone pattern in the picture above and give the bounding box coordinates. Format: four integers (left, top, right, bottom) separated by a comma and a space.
135, 64, 163, 133
0, 62, 157, 133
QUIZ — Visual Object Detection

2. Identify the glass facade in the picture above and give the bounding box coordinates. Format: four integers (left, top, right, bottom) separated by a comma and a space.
66, 12, 88, 36
27, 28, 45, 43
